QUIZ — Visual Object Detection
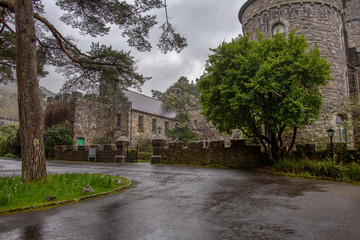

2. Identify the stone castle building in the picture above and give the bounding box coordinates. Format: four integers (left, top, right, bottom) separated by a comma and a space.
45, 90, 179, 147
45, 90, 229, 147
239, 0, 360, 146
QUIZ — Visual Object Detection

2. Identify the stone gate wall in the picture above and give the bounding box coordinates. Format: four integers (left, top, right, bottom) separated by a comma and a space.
156, 140, 268, 168
54, 145, 118, 163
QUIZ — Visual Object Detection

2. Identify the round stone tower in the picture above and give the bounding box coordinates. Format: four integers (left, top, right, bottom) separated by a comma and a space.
238, 0, 350, 147
344, 0, 360, 96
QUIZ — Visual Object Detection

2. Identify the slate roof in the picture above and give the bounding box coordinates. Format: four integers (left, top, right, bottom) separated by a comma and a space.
123, 90, 177, 119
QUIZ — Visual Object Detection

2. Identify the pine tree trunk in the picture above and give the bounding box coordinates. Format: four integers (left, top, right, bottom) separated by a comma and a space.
15, 0, 47, 182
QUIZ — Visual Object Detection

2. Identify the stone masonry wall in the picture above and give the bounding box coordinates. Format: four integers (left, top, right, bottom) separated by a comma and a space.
187, 105, 231, 141
239, 0, 350, 147
158, 140, 268, 168
344, 0, 360, 51
73, 98, 113, 145
113, 93, 132, 140
344, 0, 360, 97
130, 110, 178, 146
54, 145, 118, 163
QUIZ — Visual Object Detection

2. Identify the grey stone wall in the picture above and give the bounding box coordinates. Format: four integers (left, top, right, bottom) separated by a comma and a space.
73, 98, 113, 145
344, 0, 360, 51
46, 92, 179, 146
187, 104, 231, 141
156, 139, 268, 168
239, 0, 351, 147
344, 0, 360, 97
113, 92, 132, 140
130, 110, 178, 146
55, 145, 118, 162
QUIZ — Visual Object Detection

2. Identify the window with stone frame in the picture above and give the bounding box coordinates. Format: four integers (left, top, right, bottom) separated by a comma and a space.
336, 115, 348, 143
272, 22, 285, 37
115, 114, 121, 129
138, 115, 144, 132
152, 118, 157, 133
165, 121, 169, 133
193, 119, 198, 129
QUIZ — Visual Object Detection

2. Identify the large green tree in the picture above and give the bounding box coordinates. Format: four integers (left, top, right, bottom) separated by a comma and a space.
152, 76, 198, 116
199, 31, 331, 162
0, 0, 187, 181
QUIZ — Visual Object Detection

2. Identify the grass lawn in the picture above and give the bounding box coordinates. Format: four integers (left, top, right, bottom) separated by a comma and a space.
0, 173, 131, 213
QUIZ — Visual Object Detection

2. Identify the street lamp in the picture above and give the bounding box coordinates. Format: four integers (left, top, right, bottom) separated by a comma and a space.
326, 128, 335, 163
157, 126, 162, 134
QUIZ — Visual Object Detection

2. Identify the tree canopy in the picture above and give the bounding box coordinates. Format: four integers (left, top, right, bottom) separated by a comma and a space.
199, 31, 331, 161
0, 0, 187, 93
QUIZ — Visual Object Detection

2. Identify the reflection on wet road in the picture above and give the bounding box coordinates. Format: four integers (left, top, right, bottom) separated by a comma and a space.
0, 159, 359, 240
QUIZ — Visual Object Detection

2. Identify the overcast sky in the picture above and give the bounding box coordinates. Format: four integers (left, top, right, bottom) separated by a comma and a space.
39, 0, 247, 96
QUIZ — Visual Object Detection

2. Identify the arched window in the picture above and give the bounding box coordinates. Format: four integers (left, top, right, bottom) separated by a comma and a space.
272, 23, 285, 37
336, 115, 347, 142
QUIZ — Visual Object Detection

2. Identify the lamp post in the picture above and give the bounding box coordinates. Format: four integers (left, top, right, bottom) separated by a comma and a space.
326, 128, 335, 163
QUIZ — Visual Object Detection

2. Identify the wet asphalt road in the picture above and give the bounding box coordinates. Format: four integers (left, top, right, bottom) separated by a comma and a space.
0, 159, 359, 240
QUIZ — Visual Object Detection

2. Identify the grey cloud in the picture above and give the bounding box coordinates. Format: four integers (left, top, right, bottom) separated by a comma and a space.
40, 0, 247, 96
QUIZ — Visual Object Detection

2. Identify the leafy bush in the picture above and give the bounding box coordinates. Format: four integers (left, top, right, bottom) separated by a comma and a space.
5, 127, 21, 157
0, 124, 18, 138
0, 136, 7, 156
138, 152, 152, 161
0, 124, 20, 157
166, 125, 198, 143
127, 149, 138, 162
137, 137, 153, 153
44, 121, 73, 158
344, 162, 360, 181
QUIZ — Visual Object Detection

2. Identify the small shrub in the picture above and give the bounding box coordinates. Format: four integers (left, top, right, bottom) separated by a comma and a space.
127, 149, 138, 162
166, 126, 199, 144
0, 137, 7, 156
344, 162, 360, 181
273, 158, 302, 174
138, 152, 152, 161
44, 121, 73, 158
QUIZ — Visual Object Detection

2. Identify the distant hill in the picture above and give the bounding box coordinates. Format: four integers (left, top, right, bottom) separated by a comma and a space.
0, 87, 18, 119
0, 84, 56, 120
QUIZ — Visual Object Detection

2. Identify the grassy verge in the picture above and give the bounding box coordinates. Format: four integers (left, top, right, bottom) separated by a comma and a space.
0, 173, 132, 213
137, 159, 151, 163
273, 158, 360, 183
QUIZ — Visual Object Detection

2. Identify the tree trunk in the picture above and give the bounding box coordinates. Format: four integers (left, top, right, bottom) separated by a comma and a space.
15, 0, 47, 182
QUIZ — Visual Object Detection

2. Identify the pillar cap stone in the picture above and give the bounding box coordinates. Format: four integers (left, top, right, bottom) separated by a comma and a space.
116, 136, 129, 142
153, 133, 166, 141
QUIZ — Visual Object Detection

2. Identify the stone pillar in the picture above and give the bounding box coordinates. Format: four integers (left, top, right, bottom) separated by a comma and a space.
151, 134, 167, 164
115, 136, 129, 163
